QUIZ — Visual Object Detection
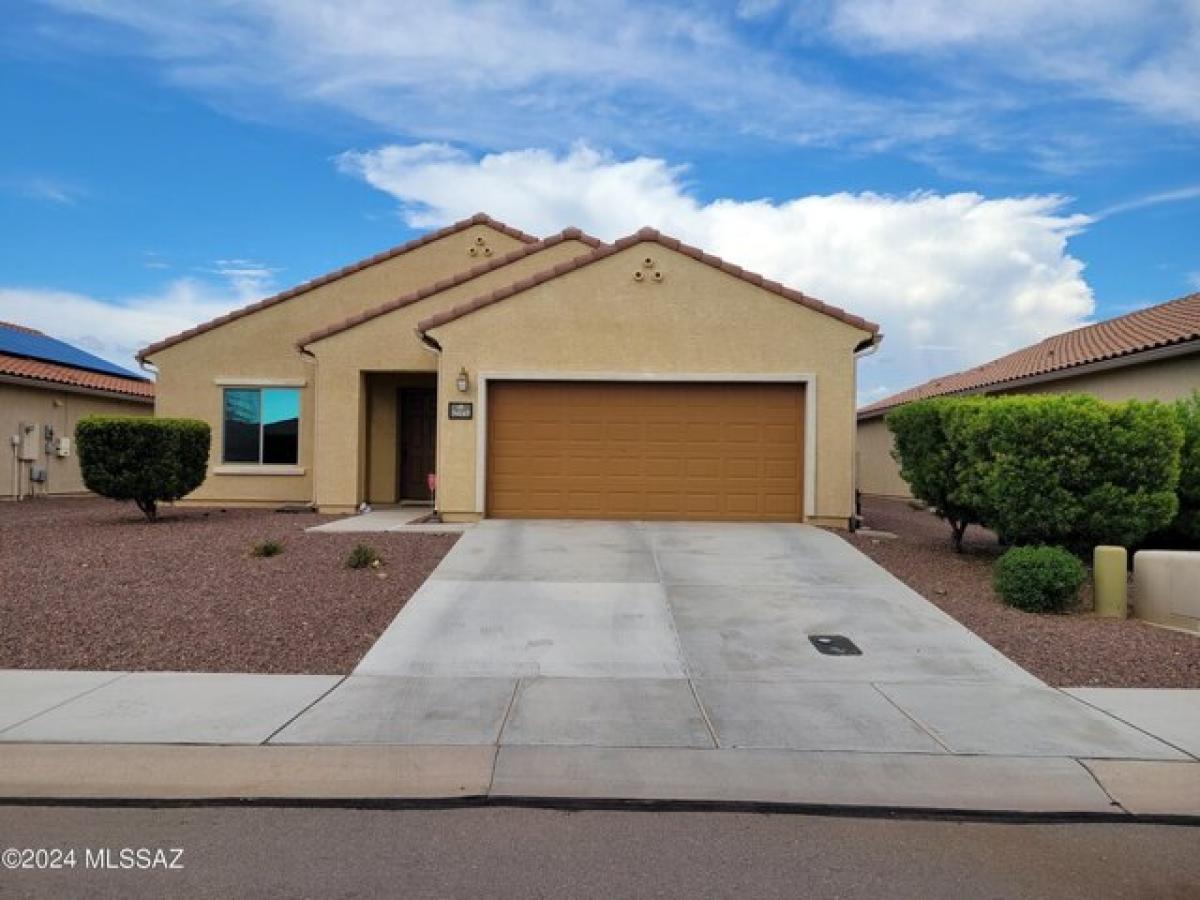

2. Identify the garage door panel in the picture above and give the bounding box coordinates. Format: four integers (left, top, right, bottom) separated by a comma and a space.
487, 381, 804, 522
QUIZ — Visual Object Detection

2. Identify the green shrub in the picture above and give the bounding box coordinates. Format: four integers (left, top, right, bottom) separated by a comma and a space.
346, 543, 382, 569
993, 546, 1086, 613
963, 396, 1181, 553
886, 398, 985, 552
1168, 392, 1200, 545
251, 538, 284, 558
75, 417, 210, 521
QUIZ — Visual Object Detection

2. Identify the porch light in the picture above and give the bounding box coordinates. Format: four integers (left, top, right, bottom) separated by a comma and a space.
456, 367, 470, 393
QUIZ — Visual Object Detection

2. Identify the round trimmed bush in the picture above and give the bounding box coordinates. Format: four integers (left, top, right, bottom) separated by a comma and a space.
75, 416, 210, 521
993, 546, 1086, 613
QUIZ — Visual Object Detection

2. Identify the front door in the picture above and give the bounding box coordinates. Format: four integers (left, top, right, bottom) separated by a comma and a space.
399, 387, 436, 501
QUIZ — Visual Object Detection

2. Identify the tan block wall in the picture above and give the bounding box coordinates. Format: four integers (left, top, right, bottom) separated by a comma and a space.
855, 416, 911, 499
146, 223, 526, 507
2, 382, 151, 499
426, 242, 872, 523
855, 350, 1200, 501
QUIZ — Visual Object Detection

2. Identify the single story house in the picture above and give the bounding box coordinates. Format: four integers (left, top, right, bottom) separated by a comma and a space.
139, 214, 881, 525
858, 292, 1200, 499
2, 321, 154, 500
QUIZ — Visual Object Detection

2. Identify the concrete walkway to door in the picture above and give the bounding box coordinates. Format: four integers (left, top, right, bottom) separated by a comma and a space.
275, 520, 1186, 764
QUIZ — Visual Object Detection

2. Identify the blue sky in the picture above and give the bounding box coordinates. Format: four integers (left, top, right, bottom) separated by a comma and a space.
1, 1, 1197, 402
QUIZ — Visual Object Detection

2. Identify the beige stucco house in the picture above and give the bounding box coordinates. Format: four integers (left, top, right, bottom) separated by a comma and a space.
857, 292, 1200, 499
140, 214, 880, 525
2, 321, 154, 500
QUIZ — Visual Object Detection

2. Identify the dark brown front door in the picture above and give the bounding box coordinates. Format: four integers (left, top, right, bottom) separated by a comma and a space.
399, 387, 436, 501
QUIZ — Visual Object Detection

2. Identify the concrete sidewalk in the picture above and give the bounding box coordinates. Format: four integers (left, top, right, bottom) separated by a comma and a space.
1, 670, 1198, 815
306, 507, 470, 534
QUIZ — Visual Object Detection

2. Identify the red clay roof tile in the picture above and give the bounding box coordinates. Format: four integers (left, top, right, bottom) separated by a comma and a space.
0, 352, 154, 400
416, 228, 881, 336
295, 227, 603, 349
137, 213, 539, 362
858, 292, 1200, 419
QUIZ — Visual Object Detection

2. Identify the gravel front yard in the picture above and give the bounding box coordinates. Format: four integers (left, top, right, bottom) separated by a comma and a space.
841, 497, 1200, 688
0, 499, 457, 674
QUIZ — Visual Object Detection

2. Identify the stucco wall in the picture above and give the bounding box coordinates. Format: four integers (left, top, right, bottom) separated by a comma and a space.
2, 381, 151, 499
146, 223, 526, 506
306, 238, 593, 511
855, 349, 1200, 500
855, 416, 911, 499
1014, 351, 1200, 402
425, 241, 872, 525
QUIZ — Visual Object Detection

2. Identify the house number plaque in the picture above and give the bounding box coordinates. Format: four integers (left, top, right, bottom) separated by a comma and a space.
448, 402, 474, 420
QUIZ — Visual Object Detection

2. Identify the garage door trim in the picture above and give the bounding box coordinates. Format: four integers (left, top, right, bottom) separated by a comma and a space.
474, 371, 817, 519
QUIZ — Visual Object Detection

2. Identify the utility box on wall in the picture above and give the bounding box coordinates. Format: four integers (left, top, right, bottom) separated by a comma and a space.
17, 422, 39, 461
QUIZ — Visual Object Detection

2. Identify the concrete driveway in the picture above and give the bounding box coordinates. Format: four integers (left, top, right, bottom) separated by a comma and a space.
275, 521, 1184, 760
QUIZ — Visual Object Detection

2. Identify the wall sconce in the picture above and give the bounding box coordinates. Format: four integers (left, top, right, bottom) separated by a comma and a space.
456, 367, 470, 393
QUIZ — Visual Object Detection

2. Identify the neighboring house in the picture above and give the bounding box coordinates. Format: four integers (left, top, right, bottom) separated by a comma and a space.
2, 321, 154, 500
139, 213, 880, 525
857, 292, 1200, 499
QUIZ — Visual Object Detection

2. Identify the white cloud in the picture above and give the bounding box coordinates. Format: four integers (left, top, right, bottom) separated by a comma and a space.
41, 0, 903, 151
736, 0, 783, 19
210, 259, 281, 298
36, 0, 1200, 173
340, 142, 1095, 402
819, 0, 1200, 126
1095, 184, 1200, 219
0, 265, 279, 375
4, 175, 87, 206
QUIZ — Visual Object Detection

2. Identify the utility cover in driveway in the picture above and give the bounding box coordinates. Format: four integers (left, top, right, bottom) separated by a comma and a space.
809, 634, 862, 656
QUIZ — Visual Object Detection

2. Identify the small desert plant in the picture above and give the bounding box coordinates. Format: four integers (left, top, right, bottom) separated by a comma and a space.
993, 546, 1086, 613
346, 543, 382, 569
251, 538, 284, 558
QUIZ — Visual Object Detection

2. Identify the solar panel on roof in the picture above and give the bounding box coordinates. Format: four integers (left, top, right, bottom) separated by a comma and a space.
0, 324, 145, 380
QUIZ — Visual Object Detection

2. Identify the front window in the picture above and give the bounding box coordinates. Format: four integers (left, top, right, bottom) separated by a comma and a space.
223, 388, 300, 464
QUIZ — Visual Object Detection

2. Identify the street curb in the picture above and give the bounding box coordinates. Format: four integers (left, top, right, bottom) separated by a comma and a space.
1, 794, 1199, 826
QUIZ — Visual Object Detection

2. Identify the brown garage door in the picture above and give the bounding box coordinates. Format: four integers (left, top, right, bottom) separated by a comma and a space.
486, 381, 804, 521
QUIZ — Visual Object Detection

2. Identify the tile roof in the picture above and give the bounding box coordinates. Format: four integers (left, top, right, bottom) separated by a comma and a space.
0, 352, 154, 400
416, 227, 881, 338
296, 227, 603, 349
137, 213, 538, 362
859, 292, 1200, 419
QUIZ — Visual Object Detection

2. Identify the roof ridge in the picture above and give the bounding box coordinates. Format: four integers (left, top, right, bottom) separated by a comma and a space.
415, 227, 881, 336
137, 212, 539, 362
297, 227, 604, 349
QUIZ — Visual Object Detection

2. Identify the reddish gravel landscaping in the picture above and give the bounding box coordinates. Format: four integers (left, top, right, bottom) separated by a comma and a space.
839, 497, 1200, 688
0, 499, 457, 674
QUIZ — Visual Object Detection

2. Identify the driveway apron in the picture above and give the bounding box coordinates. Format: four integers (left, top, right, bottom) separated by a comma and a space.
275, 520, 1184, 760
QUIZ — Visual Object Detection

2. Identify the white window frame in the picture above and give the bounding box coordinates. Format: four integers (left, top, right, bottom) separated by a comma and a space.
215, 383, 305, 475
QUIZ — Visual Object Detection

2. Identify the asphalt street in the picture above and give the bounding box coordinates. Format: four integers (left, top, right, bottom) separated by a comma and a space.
1, 805, 1197, 899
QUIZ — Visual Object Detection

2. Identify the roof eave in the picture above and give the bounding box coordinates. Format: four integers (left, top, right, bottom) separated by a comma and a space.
857, 336, 1200, 420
